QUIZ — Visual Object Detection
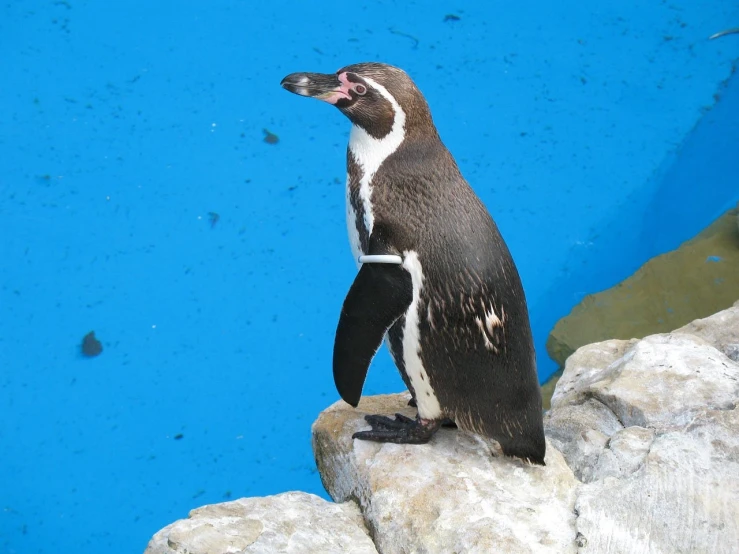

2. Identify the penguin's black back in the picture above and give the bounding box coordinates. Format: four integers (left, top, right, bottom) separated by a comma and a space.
367, 134, 546, 464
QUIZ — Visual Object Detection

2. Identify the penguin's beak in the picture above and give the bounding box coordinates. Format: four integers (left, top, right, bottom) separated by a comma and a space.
281, 72, 350, 105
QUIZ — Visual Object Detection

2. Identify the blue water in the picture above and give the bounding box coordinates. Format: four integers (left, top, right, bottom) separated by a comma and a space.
1, 2, 737, 552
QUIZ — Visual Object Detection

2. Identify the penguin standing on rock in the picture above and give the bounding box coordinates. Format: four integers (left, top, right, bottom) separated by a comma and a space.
281, 63, 545, 465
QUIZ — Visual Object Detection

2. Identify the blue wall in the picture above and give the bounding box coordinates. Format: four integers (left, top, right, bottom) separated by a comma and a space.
1, 1, 737, 552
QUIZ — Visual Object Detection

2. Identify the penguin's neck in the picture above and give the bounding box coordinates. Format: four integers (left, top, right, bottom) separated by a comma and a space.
348, 75, 407, 185
346, 101, 406, 237
348, 118, 406, 182
344, 77, 407, 263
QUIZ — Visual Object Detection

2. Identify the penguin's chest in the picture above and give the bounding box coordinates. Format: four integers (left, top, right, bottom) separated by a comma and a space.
345, 155, 380, 261
344, 120, 404, 262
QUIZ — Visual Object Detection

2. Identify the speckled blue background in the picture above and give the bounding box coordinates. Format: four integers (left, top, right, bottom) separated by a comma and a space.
1, 1, 737, 552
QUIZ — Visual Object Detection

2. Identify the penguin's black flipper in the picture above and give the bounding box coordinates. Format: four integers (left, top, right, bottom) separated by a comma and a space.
333, 262, 412, 407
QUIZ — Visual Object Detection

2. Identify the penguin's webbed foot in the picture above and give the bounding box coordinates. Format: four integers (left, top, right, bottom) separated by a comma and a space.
352, 413, 441, 444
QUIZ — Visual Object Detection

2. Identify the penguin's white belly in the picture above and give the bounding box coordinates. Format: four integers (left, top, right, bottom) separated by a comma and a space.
401, 251, 442, 420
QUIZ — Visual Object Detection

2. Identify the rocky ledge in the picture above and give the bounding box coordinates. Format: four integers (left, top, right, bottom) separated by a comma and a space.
146, 301, 739, 553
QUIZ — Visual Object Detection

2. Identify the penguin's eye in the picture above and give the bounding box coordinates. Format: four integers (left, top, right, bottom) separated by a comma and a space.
354, 84, 367, 96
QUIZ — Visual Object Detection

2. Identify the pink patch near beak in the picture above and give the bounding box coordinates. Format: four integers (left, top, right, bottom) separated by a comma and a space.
318, 72, 354, 105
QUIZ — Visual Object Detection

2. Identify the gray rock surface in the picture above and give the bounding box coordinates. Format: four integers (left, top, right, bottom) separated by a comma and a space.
312, 394, 579, 554
675, 299, 739, 362
551, 333, 738, 429
545, 302, 739, 553
575, 408, 739, 554
143, 491, 377, 554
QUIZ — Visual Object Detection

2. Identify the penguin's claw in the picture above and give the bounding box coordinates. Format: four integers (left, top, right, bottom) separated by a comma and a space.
394, 413, 416, 424
361, 414, 404, 431
352, 414, 441, 444
362, 413, 415, 430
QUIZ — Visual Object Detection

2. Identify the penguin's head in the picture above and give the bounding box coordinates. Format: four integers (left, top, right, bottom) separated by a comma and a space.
281, 62, 434, 139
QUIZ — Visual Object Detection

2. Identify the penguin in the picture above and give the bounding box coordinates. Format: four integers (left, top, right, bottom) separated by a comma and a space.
281, 63, 545, 465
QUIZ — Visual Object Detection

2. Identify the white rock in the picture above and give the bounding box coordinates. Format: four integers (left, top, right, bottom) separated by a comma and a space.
551, 333, 739, 431
588, 426, 655, 481
591, 334, 738, 428
312, 394, 579, 554
575, 408, 739, 553
545, 303, 739, 553
144, 491, 377, 554
674, 300, 739, 362
545, 398, 624, 482
550, 339, 638, 409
